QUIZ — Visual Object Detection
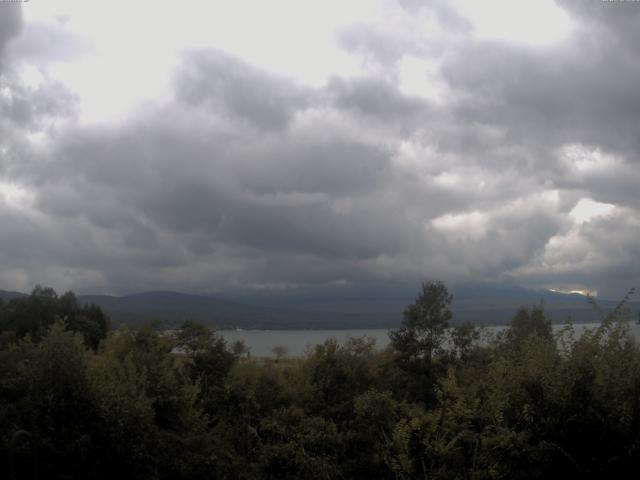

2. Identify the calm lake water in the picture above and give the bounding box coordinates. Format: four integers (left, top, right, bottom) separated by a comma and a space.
221, 322, 640, 357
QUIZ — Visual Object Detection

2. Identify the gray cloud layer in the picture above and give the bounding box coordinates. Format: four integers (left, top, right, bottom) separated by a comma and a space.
0, 4, 21, 55
0, 1, 639, 298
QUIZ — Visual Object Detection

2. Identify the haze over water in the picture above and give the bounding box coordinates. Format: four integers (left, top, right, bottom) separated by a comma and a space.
221, 322, 640, 357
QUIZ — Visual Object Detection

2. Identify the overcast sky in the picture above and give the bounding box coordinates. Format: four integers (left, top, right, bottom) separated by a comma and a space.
0, 0, 639, 298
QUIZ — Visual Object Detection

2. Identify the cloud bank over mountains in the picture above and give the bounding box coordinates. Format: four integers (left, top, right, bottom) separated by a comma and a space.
0, 1, 639, 298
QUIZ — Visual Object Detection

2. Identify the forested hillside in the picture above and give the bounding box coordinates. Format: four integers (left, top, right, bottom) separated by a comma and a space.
1, 283, 640, 479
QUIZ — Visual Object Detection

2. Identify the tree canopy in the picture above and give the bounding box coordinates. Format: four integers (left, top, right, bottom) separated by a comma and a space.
2, 282, 640, 479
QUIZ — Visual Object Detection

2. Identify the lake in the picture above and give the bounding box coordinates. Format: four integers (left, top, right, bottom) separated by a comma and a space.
220, 322, 640, 357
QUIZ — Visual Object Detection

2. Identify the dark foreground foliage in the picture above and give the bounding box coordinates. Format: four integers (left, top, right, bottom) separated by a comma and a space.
2, 282, 640, 479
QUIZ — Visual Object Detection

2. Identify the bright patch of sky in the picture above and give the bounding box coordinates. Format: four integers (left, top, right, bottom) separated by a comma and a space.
569, 198, 616, 224
21, 0, 574, 123
450, 0, 574, 46
22, 0, 372, 122
0, 181, 35, 211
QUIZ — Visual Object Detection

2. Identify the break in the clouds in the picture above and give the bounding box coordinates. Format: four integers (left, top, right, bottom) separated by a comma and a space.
0, 0, 639, 298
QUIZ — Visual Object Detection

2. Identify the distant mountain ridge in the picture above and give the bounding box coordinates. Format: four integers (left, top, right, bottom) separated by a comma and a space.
1, 285, 638, 329
0, 289, 27, 301
76, 290, 398, 329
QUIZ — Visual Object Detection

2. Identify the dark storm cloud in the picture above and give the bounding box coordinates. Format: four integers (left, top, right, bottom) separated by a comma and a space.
6, 18, 91, 63
328, 76, 428, 120
0, 44, 414, 293
0, 3, 79, 182
559, 0, 640, 32
442, 40, 640, 160
0, 3, 22, 55
39, 109, 406, 262
553, 152, 640, 210
425, 3, 640, 295
0, 1, 639, 297
174, 50, 311, 130
435, 0, 640, 169
1, 77, 78, 128
333, 0, 640, 295
509, 207, 640, 295
0, 3, 23, 119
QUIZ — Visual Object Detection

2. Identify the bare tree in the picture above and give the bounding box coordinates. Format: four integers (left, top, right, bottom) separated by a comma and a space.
271, 344, 288, 362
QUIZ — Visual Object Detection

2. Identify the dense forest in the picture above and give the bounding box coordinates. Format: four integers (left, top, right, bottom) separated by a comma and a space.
1, 282, 640, 479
